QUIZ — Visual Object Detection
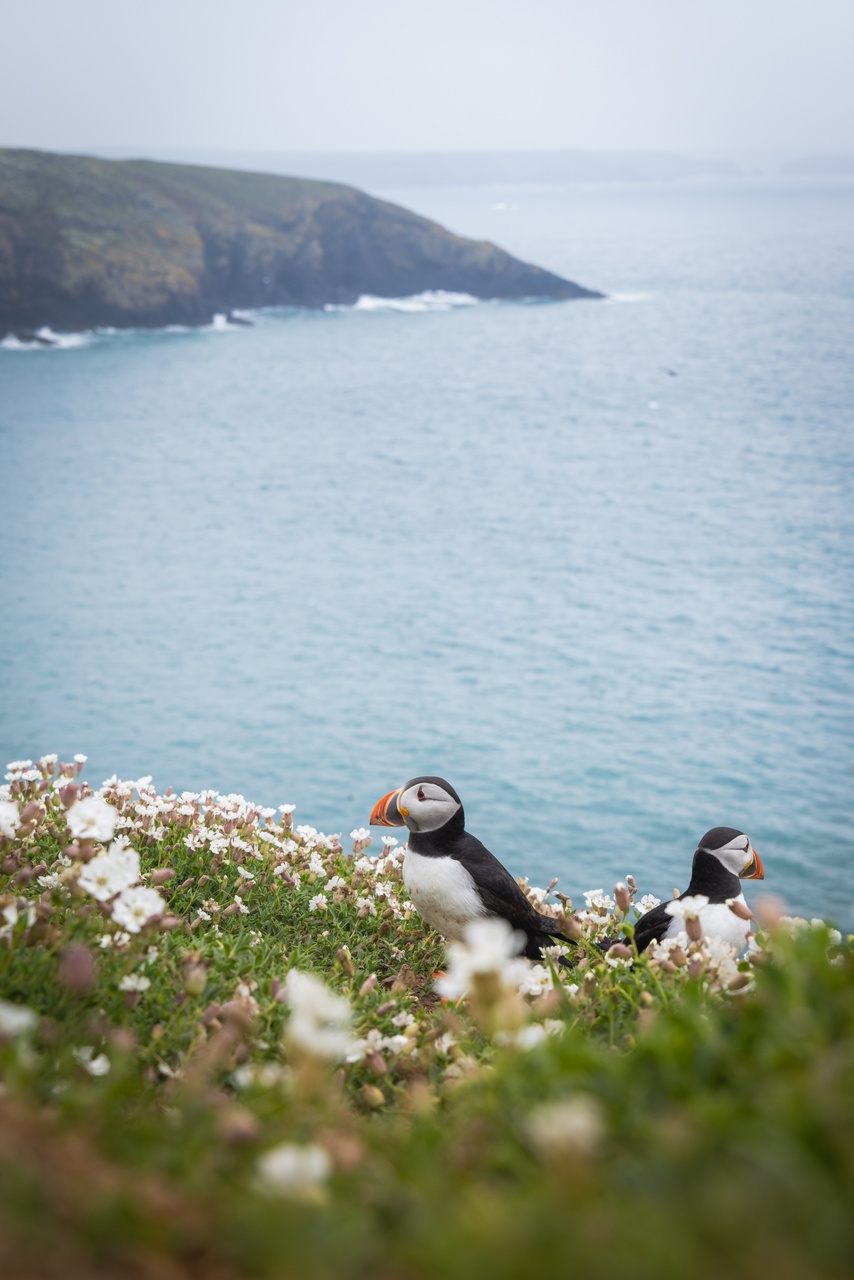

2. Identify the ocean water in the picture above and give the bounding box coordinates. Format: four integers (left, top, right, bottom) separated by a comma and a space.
1, 177, 853, 923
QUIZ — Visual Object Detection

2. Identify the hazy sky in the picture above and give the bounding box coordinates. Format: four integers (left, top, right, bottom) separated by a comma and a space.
5, 0, 853, 156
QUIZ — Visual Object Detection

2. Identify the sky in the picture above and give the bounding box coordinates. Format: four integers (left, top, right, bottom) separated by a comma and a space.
4, 0, 854, 157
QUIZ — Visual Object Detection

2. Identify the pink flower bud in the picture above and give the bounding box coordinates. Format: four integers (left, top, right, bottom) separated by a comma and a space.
614, 882, 632, 914
626, 875, 637, 893
608, 943, 633, 960
686, 915, 703, 943
359, 975, 377, 996
726, 897, 753, 921
727, 972, 752, 991
754, 894, 787, 930
150, 868, 174, 885
59, 783, 79, 809
58, 945, 97, 996
365, 1051, 387, 1076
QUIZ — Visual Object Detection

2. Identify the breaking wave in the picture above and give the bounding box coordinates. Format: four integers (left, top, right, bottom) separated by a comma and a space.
325, 290, 480, 314
1, 326, 92, 351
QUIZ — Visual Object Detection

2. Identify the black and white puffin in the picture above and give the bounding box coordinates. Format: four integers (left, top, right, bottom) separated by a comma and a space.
370, 776, 566, 959
630, 826, 765, 954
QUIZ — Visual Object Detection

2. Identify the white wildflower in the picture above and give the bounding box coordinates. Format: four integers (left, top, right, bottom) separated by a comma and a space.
665, 894, 709, 920
66, 795, 118, 843
77, 842, 140, 901
256, 1142, 331, 1199
307, 851, 327, 878
110, 885, 165, 933
517, 963, 554, 998
308, 893, 328, 912
350, 828, 370, 842
73, 754, 87, 765
380, 835, 398, 848
278, 804, 296, 815
501, 1023, 547, 1051
326, 875, 346, 890
636, 894, 661, 914
583, 890, 615, 913
118, 972, 151, 992
435, 918, 529, 999
284, 969, 355, 1061
0, 800, 20, 839
0, 1000, 36, 1038
526, 1095, 605, 1158
73, 1046, 111, 1076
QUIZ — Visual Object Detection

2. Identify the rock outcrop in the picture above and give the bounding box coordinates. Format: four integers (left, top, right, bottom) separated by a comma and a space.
0, 148, 600, 332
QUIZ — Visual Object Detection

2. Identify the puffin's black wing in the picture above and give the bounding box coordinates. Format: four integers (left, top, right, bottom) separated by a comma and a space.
631, 900, 673, 953
449, 832, 565, 955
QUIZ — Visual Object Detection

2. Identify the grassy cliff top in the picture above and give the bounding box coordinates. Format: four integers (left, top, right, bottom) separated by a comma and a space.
0, 755, 851, 1279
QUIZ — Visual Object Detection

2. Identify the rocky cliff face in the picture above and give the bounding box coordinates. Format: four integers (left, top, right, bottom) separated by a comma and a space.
0, 149, 600, 332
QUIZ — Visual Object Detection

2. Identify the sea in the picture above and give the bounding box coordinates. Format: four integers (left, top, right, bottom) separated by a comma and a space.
1, 175, 853, 924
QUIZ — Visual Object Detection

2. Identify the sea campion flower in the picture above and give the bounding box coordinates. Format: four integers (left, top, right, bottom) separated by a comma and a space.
665, 894, 709, 920
256, 1142, 331, 1200
72, 1046, 111, 1076
435, 918, 529, 1000
0, 1000, 36, 1038
525, 1096, 605, 1161
110, 885, 165, 933
66, 795, 118, 843
283, 969, 356, 1062
77, 840, 141, 901
0, 800, 21, 839
118, 972, 151, 992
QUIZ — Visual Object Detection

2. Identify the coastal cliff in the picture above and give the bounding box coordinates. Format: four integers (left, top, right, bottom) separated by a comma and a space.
0, 148, 600, 333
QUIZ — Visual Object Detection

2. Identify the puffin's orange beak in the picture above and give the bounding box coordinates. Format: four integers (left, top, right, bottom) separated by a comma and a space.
370, 788, 406, 827
741, 847, 765, 880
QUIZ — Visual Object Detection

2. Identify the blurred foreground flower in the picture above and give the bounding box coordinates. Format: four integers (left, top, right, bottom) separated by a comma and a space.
0, 800, 20, 840
436, 918, 531, 1035
256, 1142, 332, 1200
0, 999, 36, 1038
525, 1095, 605, 1164
283, 969, 358, 1101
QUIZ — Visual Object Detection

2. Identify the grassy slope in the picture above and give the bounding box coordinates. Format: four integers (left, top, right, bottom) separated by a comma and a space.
1, 759, 852, 1280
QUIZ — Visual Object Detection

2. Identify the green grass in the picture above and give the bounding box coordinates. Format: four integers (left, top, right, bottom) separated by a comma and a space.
1, 758, 852, 1280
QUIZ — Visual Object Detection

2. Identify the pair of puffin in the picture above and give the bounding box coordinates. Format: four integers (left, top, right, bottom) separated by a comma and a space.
370, 776, 765, 957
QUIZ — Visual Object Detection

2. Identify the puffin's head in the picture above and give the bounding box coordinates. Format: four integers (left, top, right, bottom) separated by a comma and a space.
697, 826, 764, 879
370, 776, 463, 834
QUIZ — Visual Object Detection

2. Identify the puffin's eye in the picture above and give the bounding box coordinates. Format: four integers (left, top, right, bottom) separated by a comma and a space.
416, 787, 426, 801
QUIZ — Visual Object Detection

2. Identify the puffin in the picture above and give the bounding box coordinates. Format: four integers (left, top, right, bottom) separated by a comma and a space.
629, 826, 764, 954
370, 776, 567, 959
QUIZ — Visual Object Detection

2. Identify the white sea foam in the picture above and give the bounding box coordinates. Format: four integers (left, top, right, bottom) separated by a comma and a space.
603, 292, 651, 304
1, 326, 92, 351
325, 290, 479, 314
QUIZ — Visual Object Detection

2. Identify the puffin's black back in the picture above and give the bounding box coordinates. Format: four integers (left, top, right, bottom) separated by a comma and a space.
408, 791, 564, 959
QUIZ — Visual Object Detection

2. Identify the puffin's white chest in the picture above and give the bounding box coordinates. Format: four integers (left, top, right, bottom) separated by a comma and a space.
664, 895, 750, 952
402, 850, 487, 941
